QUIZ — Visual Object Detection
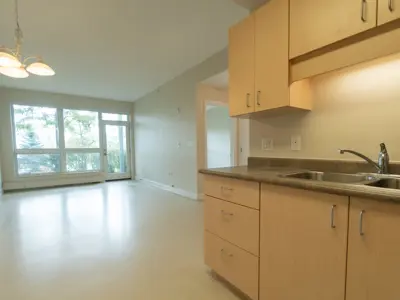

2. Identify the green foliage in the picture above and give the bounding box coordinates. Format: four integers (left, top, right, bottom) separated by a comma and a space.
19, 131, 43, 149
17, 130, 60, 174
64, 110, 98, 148
107, 150, 127, 173
14, 105, 57, 132
67, 153, 100, 172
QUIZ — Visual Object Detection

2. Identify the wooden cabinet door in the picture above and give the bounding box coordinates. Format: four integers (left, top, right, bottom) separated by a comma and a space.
254, 0, 290, 111
290, 0, 378, 58
229, 16, 255, 116
378, 0, 400, 25
347, 198, 400, 300
260, 185, 348, 300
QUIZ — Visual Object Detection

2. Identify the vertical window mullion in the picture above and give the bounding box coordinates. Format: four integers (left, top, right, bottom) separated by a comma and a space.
10, 104, 19, 176
99, 112, 105, 172
58, 108, 66, 173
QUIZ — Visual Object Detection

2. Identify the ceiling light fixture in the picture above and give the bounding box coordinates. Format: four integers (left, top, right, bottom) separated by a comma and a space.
0, 0, 55, 79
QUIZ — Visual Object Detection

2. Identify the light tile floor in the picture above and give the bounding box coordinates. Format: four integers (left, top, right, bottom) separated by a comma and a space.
0, 181, 240, 300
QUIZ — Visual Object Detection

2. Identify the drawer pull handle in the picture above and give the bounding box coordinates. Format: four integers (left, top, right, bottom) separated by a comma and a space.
221, 186, 234, 192
220, 210, 234, 217
361, 0, 367, 22
359, 210, 365, 236
220, 249, 233, 257
330, 205, 336, 229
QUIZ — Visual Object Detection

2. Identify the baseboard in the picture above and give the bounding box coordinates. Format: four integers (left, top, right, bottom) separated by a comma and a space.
3, 173, 105, 191
138, 178, 200, 200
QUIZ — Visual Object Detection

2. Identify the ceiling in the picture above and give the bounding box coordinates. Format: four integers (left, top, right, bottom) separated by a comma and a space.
0, 0, 247, 101
232, 0, 268, 10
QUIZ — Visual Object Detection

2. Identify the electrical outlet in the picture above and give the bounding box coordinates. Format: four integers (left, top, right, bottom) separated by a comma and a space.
262, 138, 274, 151
291, 135, 302, 151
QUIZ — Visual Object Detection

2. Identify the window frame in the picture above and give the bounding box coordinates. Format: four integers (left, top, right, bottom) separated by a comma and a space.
11, 104, 129, 177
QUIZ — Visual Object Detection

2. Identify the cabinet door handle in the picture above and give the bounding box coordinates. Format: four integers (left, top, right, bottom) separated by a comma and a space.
359, 210, 365, 236
361, 0, 367, 22
330, 205, 336, 228
246, 93, 251, 108
256, 91, 261, 106
389, 0, 394, 11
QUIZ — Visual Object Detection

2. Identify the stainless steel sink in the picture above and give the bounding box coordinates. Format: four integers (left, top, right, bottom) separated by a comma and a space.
366, 177, 400, 189
281, 171, 377, 184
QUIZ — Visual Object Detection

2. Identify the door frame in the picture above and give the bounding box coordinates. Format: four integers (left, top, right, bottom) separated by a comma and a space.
101, 120, 132, 181
203, 100, 238, 168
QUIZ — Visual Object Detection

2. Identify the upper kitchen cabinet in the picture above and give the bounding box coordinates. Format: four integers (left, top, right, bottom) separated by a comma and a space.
378, 0, 400, 25
229, 16, 255, 116
229, 0, 311, 117
254, 0, 289, 111
290, 0, 378, 59
347, 198, 400, 300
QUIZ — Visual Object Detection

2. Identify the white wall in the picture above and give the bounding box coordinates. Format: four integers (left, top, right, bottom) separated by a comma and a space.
0, 87, 133, 190
206, 106, 232, 168
250, 54, 400, 162
0, 88, 3, 193
133, 49, 228, 198
238, 119, 250, 165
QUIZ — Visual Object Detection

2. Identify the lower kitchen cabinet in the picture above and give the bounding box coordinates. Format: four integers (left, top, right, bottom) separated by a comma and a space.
347, 197, 400, 300
203, 173, 400, 300
259, 184, 349, 300
204, 232, 259, 300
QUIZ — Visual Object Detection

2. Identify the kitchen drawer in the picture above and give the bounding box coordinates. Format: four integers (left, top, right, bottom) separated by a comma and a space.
204, 231, 258, 300
204, 195, 259, 256
204, 175, 260, 209
205, 231, 259, 300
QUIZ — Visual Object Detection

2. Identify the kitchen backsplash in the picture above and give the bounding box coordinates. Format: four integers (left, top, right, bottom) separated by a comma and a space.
250, 54, 400, 162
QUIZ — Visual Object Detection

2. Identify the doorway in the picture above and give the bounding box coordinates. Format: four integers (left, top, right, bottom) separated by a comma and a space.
205, 104, 235, 168
102, 122, 131, 180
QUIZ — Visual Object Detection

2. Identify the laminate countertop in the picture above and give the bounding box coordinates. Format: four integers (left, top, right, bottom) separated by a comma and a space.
199, 166, 400, 203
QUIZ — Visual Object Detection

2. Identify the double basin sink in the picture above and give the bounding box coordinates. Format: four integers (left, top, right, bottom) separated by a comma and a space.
281, 171, 400, 190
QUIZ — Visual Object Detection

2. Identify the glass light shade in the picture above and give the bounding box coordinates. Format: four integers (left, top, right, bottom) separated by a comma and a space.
0, 66, 29, 78
0, 51, 21, 67
26, 62, 55, 76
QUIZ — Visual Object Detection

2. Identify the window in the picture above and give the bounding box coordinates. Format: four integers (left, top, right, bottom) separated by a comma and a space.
13, 105, 61, 175
66, 153, 101, 172
64, 109, 100, 148
102, 113, 128, 121
17, 154, 61, 175
12, 105, 106, 176
63, 109, 101, 172
14, 105, 58, 149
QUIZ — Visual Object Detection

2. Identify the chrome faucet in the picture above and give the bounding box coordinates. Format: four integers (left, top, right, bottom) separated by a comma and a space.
338, 143, 389, 174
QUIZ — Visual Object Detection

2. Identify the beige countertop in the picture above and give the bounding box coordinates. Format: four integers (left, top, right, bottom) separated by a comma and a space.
199, 166, 400, 203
